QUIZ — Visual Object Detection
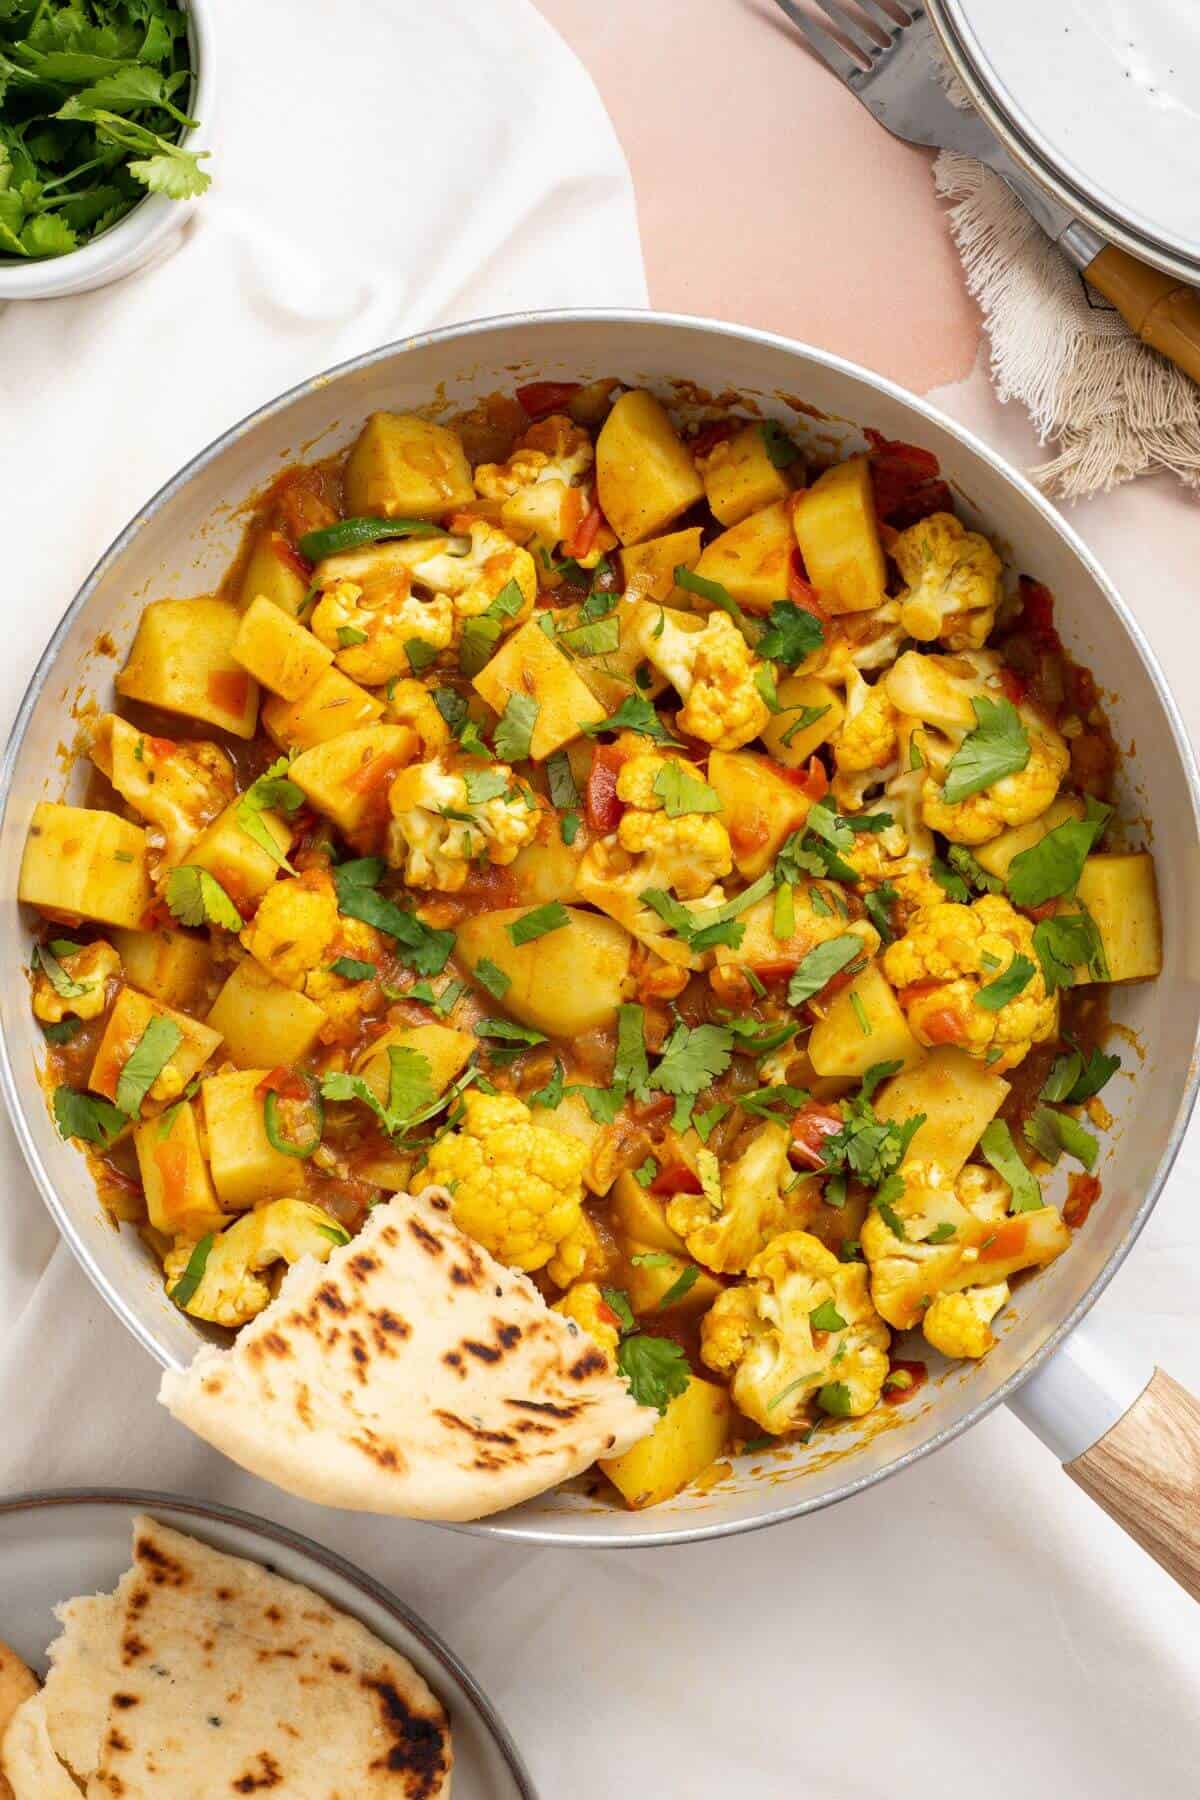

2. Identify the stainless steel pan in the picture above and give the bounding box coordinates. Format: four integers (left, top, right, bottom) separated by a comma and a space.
4, 312, 1199, 1572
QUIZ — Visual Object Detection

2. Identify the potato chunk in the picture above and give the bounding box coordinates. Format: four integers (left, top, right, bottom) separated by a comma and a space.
20, 802, 152, 929
1069, 852, 1162, 983
289, 724, 417, 840
456, 906, 632, 1037
134, 1099, 226, 1239
759, 674, 843, 767
187, 801, 291, 908
117, 596, 259, 738
973, 796, 1085, 881
237, 528, 312, 617
698, 423, 793, 526
352, 1023, 474, 1103
472, 618, 606, 758
809, 961, 923, 1080
90, 986, 223, 1112
233, 594, 333, 699
206, 961, 326, 1068
112, 927, 210, 1009
708, 748, 812, 880
201, 1069, 301, 1210
873, 1046, 1009, 1180
343, 412, 475, 520
620, 526, 704, 602
601, 1376, 732, 1509
692, 500, 794, 613
261, 666, 384, 752
792, 456, 887, 614
609, 1169, 687, 1254
621, 1244, 722, 1317
596, 391, 704, 545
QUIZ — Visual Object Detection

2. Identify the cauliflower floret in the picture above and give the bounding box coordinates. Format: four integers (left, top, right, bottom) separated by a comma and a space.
885, 650, 1069, 845
701, 1229, 890, 1432
385, 756, 538, 892
380, 677, 451, 756
630, 607, 770, 750
667, 1122, 814, 1274
546, 1206, 614, 1288
861, 1157, 1070, 1333
241, 868, 340, 990
474, 415, 600, 556
90, 714, 236, 869
576, 786, 733, 968
300, 911, 385, 1040
317, 519, 536, 646
424, 1089, 587, 1272
923, 1280, 1010, 1359
883, 892, 1057, 1070
830, 668, 899, 812
31, 939, 121, 1023
844, 727, 944, 916
552, 1280, 621, 1363
809, 601, 908, 682
311, 575, 453, 685
892, 512, 1003, 651
164, 1198, 346, 1328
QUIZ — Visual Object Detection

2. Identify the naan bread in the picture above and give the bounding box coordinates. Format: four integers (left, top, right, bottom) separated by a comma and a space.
27, 1515, 452, 1799
39, 1593, 120, 1782
1, 1693, 80, 1800
0, 1643, 38, 1800
160, 1187, 655, 1520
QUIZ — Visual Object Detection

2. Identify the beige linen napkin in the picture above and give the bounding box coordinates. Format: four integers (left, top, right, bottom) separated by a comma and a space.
932, 90, 1200, 498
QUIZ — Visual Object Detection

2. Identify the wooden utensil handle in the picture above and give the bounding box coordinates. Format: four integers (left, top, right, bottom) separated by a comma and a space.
1084, 244, 1200, 384
1066, 1369, 1200, 1600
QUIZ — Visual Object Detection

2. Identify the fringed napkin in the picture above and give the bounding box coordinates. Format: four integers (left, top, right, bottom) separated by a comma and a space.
932, 102, 1200, 499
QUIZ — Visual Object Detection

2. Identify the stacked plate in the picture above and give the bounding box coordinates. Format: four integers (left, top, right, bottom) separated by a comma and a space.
928, 0, 1200, 283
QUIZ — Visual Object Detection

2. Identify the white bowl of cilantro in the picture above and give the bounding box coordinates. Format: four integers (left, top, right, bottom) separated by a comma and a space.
0, 0, 212, 299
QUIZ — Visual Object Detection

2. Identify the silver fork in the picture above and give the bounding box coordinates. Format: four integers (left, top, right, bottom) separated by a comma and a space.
769, 0, 1200, 384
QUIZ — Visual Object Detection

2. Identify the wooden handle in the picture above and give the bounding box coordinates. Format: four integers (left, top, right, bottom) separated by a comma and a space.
1084, 244, 1200, 384
1066, 1369, 1200, 1600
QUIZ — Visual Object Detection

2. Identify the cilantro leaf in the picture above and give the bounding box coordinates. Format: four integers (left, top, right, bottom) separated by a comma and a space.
672, 566, 748, 630
506, 902, 571, 946
545, 749, 580, 812
321, 1046, 437, 1137
947, 845, 1003, 896
557, 616, 621, 657
164, 866, 242, 931
473, 957, 511, 999
458, 578, 527, 675
114, 1016, 183, 1117
169, 1233, 214, 1309
760, 420, 799, 468
974, 954, 1035, 1011
476, 1018, 546, 1048
756, 601, 824, 667
235, 757, 302, 872
863, 882, 899, 944
1024, 1104, 1099, 1172
529, 1059, 565, 1111
462, 767, 511, 805
601, 1286, 636, 1334
1032, 912, 1105, 993
34, 944, 90, 1000
581, 693, 679, 743
652, 762, 721, 818
1006, 799, 1112, 908
649, 1023, 733, 1097
941, 697, 1031, 804
787, 935, 864, 1006
779, 702, 832, 748
329, 956, 377, 982
817, 1381, 853, 1417
53, 1085, 127, 1146
809, 1300, 847, 1332
659, 1264, 701, 1309
931, 859, 970, 903
617, 1333, 691, 1413
613, 1003, 650, 1098
493, 694, 539, 762
332, 859, 453, 974
1050, 1044, 1120, 1104
979, 1119, 1043, 1212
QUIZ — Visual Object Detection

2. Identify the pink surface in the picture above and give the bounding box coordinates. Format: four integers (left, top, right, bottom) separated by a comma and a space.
539, 0, 983, 392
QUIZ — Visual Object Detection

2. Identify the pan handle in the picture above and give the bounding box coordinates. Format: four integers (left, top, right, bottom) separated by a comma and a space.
1008, 1327, 1200, 1601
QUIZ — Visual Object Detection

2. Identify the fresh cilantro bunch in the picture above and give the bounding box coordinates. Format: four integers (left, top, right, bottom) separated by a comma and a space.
0, 1, 210, 262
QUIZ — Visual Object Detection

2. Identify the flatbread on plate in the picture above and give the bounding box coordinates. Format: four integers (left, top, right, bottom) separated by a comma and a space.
159, 1186, 655, 1521
0, 1644, 38, 1800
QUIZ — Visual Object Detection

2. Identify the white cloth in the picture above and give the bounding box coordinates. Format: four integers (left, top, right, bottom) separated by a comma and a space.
3, 6, 1200, 1795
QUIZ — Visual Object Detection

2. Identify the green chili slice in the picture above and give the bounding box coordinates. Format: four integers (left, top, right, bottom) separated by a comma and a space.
298, 517, 444, 561
169, 1234, 214, 1309
263, 1081, 325, 1159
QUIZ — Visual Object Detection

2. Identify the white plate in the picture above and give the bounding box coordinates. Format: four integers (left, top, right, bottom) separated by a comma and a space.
934, 0, 1200, 281
0, 1490, 536, 1799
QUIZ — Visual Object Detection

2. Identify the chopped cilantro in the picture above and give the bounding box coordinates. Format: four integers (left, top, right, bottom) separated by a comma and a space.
53, 1086, 127, 1146
164, 866, 242, 932
652, 762, 721, 818
941, 697, 1031, 804
787, 935, 864, 1006
975, 954, 1035, 1010
507, 901, 572, 945
493, 694, 540, 762
617, 1333, 690, 1413
979, 1119, 1043, 1212
473, 957, 512, 999
1006, 798, 1112, 908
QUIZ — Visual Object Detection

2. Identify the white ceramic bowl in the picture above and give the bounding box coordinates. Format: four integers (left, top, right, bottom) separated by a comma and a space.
2, 312, 1197, 1547
0, 0, 214, 301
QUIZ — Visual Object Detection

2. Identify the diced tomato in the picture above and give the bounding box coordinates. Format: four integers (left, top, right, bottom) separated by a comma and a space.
1064, 1172, 1101, 1230
516, 381, 582, 420
153, 1138, 189, 1214
597, 1299, 622, 1330
865, 431, 953, 528
346, 749, 408, 795
207, 669, 250, 719
780, 755, 829, 802
649, 1164, 704, 1197
979, 1217, 1029, 1262
586, 743, 628, 833
920, 1008, 967, 1046
1018, 576, 1061, 653
146, 734, 177, 758
787, 549, 827, 617
789, 1101, 844, 1170
729, 815, 771, 855
749, 959, 799, 984
272, 531, 313, 580
256, 1067, 309, 1102
1022, 899, 1058, 924
883, 1359, 928, 1405
688, 419, 739, 458
998, 666, 1027, 705
564, 500, 605, 561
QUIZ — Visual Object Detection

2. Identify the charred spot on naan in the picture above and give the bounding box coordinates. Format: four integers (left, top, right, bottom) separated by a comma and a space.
364, 1675, 451, 1797
408, 1218, 443, 1256
133, 1533, 190, 1588
231, 1750, 284, 1792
